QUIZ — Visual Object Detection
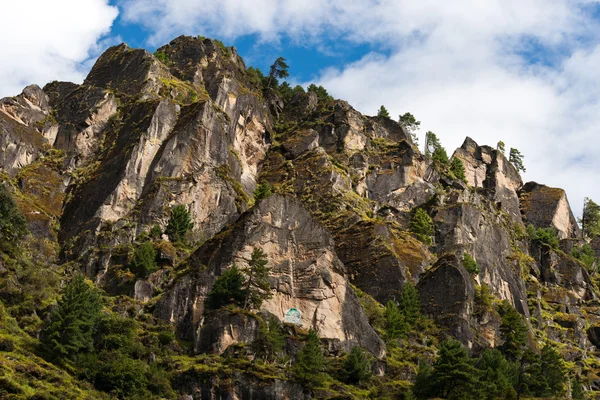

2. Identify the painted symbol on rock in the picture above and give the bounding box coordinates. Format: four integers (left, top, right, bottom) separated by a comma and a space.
284, 308, 302, 325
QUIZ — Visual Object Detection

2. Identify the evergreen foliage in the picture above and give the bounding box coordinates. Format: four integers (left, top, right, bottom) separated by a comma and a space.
476, 349, 515, 400
0, 183, 28, 250
253, 180, 272, 203
412, 361, 434, 398
571, 243, 598, 269
497, 140, 505, 153
243, 248, 272, 310
130, 242, 158, 278
384, 300, 407, 341
398, 112, 421, 133
409, 208, 434, 245
166, 205, 194, 242
40, 274, 103, 363
293, 329, 325, 388
526, 224, 559, 248
253, 316, 285, 361
498, 302, 528, 361
341, 346, 372, 384
267, 57, 289, 89
377, 105, 390, 118
580, 197, 600, 238
149, 224, 162, 240
509, 148, 526, 173
398, 282, 420, 325
449, 157, 467, 183
429, 340, 479, 399
462, 253, 480, 274
539, 343, 568, 396
572, 379, 585, 399
206, 265, 246, 310
307, 83, 333, 102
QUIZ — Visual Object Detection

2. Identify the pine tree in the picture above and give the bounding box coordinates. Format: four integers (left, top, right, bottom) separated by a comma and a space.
449, 157, 467, 183
377, 105, 390, 118
462, 253, 480, 274
130, 242, 158, 278
430, 340, 479, 399
243, 248, 272, 310
497, 141, 505, 153
206, 265, 246, 310
267, 57, 289, 89
253, 316, 286, 361
384, 300, 407, 341
341, 346, 372, 384
539, 344, 567, 396
509, 148, 526, 173
398, 282, 420, 325
476, 349, 515, 400
580, 197, 600, 238
398, 112, 421, 145
253, 180, 272, 203
409, 208, 434, 245
293, 329, 325, 388
166, 205, 194, 242
40, 274, 103, 363
498, 302, 528, 361
0, 183, 28, 249
412, 361, 435, 398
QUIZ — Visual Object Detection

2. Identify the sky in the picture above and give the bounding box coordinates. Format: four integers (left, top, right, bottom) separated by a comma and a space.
2, 1, 600, 217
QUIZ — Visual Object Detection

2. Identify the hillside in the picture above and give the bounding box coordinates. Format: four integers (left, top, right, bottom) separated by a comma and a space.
0, 35, 599, 399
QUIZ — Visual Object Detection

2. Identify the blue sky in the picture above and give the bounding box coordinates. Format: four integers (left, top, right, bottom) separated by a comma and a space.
2, 0, 600, 216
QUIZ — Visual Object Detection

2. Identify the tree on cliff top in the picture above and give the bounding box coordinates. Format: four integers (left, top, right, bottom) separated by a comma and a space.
580, 197, 600, 238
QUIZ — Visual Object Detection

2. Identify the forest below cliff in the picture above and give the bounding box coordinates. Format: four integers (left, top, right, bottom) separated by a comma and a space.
1, 35, 600, 400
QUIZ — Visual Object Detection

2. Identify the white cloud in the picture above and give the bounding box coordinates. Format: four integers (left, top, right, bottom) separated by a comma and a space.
0, 0, 118, 98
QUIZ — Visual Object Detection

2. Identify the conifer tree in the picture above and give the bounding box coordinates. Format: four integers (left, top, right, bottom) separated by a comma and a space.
398, 112, 421, 145
498, 302, 528, 361
398, 282, 420, 325
341, 346, 372, 384
293, 329, 325, 388
253, 180, 272, 203
267, 57, 289, 89
40, 274, 103, 363
166, 205, 194, 242
580, 197, 600, 238
384, 300, 407, 341
509, 148, 526, 173
497, 140, 505, 153
450, 157, 467, 183
130, 242, 158, 278
410, 208, 435, 245
0, 183, 28, 249
206, 265, 246, 310
539, 344, 567, 396
253, 316, 285, 361
476, 349, 515, 400
377, 105, 390, 118
430, 340, 479, 399
243, 248, 272, 310
462, 253, 480, 274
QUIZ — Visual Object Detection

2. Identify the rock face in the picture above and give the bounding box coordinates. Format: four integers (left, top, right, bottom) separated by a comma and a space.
418, 254, 475, 347
520, 181, 581, 239
4, 34, 600, 398
156, 195, 385, 358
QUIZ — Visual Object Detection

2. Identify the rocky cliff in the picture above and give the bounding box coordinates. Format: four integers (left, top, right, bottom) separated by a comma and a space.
1, 34, 599, 399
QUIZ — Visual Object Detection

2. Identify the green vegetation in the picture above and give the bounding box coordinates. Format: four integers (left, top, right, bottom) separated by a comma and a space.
449, 157, 467, 183
498, 301, 528, 361
267, 57, 289, 89
384, 282, 422, 342
462, 253, 480, 274
166, 205, 194, 243
409, 208, 434, 245
509, 147, 526, 173
40, 274, 103, 364
497, 140, 505, 153
242, 248, 272, 310
153, 50, 170, 65
149, 224, 162, 240
253, 180, 272, 203
399, 112, 420, 145
129, 242, 158, 278
526, 224, 559, 248
424, 131, 449, 164
253, 316, 285, 361
377, 105, 390, 118
580, 197, 600, 238
206, 265, 246, 310
571, 243, 598, 270
293, 329, 324, 388
0, 183, 28, 252
341, 346, 372, 384
307, 83, 333, 102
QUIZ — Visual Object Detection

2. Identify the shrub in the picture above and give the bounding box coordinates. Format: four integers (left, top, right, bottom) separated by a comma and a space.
149, 224, 162, 240
571, 243, 598, 269
166, 205, 194, 242
0, 183, 28, 250
253, 181, 272, 203
450, 157, 467, 183
0, 338, 14, 352
206, 265, 246, 310
526, 225, 559, 249
463, 253, 480, 274
253, 316, 285, 361
410, 208, 434, 245
153, 50, 170, 65
130, 242, 158, 278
